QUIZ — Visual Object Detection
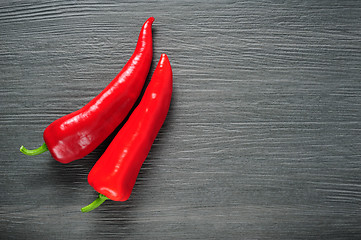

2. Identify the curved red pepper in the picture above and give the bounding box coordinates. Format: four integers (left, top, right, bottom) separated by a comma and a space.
20, 17, 154, 164
82, 54, 172, 212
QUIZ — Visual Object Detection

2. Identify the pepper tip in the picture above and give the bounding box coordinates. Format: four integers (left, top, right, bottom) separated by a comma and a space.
148, 17, 155, 24
159, 54, 170, 66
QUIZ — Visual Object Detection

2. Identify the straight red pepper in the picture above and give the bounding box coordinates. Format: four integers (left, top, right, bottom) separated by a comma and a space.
20, 17, 154, 164
81, 54, 173, 212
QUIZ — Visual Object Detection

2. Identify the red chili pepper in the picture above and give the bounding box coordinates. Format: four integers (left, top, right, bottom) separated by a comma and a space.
81, 54, 172, 212
20, 17, 155, 164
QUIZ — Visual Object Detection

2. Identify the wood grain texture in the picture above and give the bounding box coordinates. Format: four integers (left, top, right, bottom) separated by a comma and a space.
1, 1, 361, 239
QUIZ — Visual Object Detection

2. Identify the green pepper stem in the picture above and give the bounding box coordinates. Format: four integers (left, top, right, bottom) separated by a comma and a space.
20, 143, 48, 156
81, 194, 109, 213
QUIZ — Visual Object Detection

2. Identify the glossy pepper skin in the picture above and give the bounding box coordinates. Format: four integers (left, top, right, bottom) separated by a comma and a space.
24, 17, 154, 164
87, 54, 172, 202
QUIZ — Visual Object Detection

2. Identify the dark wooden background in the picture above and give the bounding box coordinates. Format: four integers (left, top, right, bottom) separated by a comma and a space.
1, 1, 360, 239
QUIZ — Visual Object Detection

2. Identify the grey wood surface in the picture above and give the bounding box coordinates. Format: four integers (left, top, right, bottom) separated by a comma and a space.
1, 1, 361, 239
